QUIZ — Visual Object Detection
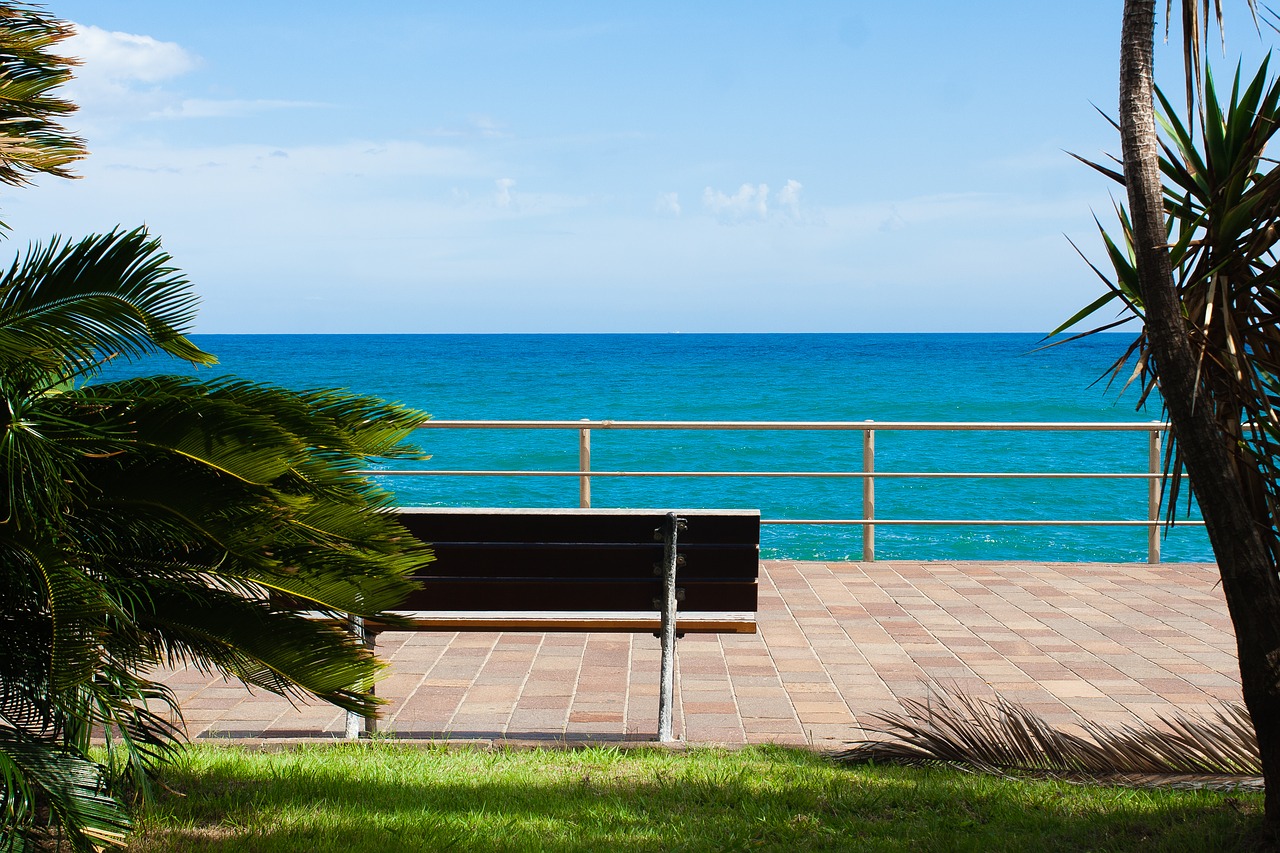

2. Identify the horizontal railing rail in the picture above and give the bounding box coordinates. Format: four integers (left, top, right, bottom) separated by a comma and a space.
407, 420, 1169, 430
360, 420, 1204, 563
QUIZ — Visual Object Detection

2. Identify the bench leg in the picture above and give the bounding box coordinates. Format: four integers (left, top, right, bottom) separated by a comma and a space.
657, 513, 686, 743
344, 614, 376, 739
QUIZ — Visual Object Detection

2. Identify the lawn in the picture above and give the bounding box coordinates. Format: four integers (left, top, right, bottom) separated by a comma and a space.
123, 742, 1267, 852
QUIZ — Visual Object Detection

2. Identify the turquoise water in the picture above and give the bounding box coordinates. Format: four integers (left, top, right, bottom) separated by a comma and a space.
116, 333, 1211, 563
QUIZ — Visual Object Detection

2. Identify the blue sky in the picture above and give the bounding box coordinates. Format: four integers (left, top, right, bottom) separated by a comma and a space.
4, 2, 1269, 333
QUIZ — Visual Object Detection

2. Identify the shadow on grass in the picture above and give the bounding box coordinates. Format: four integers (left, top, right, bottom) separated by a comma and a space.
129, 744, 1268, 853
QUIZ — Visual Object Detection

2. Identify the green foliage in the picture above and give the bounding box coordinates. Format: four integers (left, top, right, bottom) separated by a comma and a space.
0, 228, 432, 851
1061, 58, 1280, 548
0, 2, 83, 199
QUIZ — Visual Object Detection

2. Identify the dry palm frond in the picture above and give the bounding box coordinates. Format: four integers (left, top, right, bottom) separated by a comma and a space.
836, 688, 1260, 788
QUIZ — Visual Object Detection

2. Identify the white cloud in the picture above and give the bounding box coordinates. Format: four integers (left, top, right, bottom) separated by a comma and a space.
424, 115, 510, 140
655, 191, 681, 216
471, 115, 508, 138
878, 206, 907, 232
495, 177, 516, 208
67, 24, 198, 84
777, 179, 802, 218
701, 179, 805, 223
703, 183, 770, 221
63, 24, 319, 125
61, 23, 197, 124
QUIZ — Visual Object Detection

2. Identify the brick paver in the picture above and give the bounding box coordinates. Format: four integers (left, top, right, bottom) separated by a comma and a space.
160, 561, 1241, 749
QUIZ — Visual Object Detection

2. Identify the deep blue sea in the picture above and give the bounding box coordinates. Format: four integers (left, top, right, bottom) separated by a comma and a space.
114, 333, 1212, 563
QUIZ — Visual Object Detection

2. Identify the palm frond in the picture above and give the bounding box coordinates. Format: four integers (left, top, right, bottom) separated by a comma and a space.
63, 668, 184, 806
0, 2, 84, 196
134, 582, 388, 716
0, 229, 215, 379
0, 726, 130, 852
0, 538, 105, 694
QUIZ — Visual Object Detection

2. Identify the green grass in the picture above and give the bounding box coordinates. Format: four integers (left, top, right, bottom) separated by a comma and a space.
127, 742, 1267, 852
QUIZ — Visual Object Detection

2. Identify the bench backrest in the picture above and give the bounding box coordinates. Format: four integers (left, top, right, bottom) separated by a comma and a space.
393, 508, 760, 614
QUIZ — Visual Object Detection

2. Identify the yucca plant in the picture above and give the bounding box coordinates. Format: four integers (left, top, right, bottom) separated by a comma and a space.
1064, 58, 1280, 533
1072, 23, 1280, 827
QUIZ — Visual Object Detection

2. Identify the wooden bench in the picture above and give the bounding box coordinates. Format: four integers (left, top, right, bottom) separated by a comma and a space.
347, 507, 760, 742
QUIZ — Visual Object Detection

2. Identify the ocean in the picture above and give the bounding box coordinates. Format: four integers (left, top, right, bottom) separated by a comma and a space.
116, 333, 1213, 563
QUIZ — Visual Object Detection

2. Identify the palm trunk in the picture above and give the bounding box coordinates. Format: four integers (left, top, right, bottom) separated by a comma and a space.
1120, 0, 1280, 829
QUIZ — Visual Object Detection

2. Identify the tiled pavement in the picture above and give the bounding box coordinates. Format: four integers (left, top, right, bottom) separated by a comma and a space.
163, 560, 1241, 750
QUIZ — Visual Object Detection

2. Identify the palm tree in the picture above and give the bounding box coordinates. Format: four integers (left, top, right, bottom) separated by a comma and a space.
0, 229, 433, 851
0, 6, 433, 849
0, 237, 434, 852
1090, 0, 1280, 833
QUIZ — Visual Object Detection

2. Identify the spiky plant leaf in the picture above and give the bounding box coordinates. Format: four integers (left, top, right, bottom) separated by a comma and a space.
838, 688, 1260, 785
1058, 58, 1280, 549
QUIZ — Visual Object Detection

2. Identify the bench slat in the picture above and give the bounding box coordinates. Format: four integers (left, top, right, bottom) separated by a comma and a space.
425, 543, 760, 579
397, 508, 760, 547
398, 578, 758, 612
374, 610, 757, 634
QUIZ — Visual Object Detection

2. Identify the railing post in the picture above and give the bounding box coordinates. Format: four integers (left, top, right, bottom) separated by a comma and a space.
863, 421, 875, 561
1148, 424, 1162, 564
344, 613, 375, 738
657, 512, 685, 743
578, 419, 591, 508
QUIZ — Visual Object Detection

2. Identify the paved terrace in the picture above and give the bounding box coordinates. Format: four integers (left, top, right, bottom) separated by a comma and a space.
162, 561, 1241, 750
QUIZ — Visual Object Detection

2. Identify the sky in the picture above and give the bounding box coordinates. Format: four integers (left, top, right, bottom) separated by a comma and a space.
3, 1, 1272, 333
